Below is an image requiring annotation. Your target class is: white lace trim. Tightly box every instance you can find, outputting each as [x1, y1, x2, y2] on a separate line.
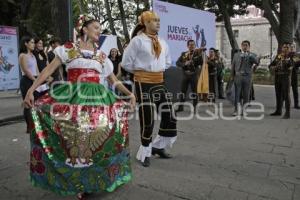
[65, 158, 93, 168]
[136, 144, 152, 162]
[67, 58, 113, 78]
[54, 46, 113, 78]
[152, 135, 177, 149]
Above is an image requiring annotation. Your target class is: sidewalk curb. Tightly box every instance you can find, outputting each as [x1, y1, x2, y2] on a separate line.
[0, 115, 24, 126]
[0, 95, 21, 99]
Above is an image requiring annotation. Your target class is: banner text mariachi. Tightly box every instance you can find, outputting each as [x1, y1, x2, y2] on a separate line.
[167, 25, 192, 41]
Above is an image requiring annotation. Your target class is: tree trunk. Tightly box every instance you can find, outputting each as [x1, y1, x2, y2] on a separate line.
[78, 0, 85, 13]
[294, 0, 300, 47]
[136, 0, 141, 23]
[279, 0, 295, 47]
[117, 0, 130, 42]
[92, 0, 101, 21]
[50, 0, 70, 43]
[104, 0, 117, 35]
[261, 0, 280, 41]
[19, 0, 32, 37]
[217, 0, 239, 56]
[143, 0, 150, 10]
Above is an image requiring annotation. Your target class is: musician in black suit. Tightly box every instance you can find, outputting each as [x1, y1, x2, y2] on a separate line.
[207, 48, 218, 102]
[290, 43, 300, 109]
[176, 40, 203, 112]
[269, 42, 294, 119]
[215, 49, 225, 99]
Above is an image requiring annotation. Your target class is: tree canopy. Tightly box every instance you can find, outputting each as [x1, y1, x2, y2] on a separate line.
[0, 0, 298, 50]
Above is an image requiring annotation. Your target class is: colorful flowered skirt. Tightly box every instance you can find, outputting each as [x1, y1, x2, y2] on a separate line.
[30, 79, 132, 195]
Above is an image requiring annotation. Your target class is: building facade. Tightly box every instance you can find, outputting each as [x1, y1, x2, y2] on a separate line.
[216, 6, 278, 67]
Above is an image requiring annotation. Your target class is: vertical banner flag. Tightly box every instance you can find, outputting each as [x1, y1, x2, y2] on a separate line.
[153, 0, 216, 66]
[98, 34, 118, 86]
[98, 34, 118, 56]
[0, 26, 19, 90]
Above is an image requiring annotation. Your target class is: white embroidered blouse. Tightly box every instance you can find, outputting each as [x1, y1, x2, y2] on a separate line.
[54, 45, 114, 78]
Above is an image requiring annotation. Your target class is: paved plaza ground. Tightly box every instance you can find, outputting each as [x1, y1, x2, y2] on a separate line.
[0, 85, 300, 200]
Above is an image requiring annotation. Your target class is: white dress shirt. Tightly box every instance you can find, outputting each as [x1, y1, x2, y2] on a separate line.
[121, 33, 171, 73]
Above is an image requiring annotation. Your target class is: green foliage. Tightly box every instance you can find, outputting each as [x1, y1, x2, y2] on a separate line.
[28, 0, 53, 40]
[72, 0, 83, 27]
[0, 0, 285, 43]
[0, 0, 18, 26]
[161, 0, 249, 21]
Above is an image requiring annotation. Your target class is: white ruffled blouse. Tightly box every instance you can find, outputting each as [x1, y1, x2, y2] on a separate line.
[54, 45, 114, 78]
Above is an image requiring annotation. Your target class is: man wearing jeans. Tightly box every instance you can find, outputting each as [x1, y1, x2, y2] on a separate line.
[231, 40, 259, 116]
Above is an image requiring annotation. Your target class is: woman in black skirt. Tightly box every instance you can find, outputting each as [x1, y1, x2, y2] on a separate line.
[19, 36, 46, 133]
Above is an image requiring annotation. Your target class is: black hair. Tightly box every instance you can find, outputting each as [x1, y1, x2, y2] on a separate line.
[131, 24, 146, 39]
[187, 40, 195, 46]
[101, 29, 110, 35]
[123, 41, 129, 48]
[79, 19, 99, 37]
[33, 37, 47, 60]
[209, 47, 216, 51]
[19, 35, 35, 54]
[242, 40, 250, 46]
[282, 41, 292, 46]
[108, 48, 120, 59]
[34, 37, 42, 44]
[49, 37, 61, 46]
[108, 48, 122, 64]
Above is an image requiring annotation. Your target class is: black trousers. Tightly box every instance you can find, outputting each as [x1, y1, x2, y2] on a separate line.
[179, 72, 199, 107]
[274, 74, 291, 115]
[20, 76, 44, 132]
[135, 81, 177, 147]
[291, 69, 299, 107]
[209, 74, 217, 101]
[217, 74, 224, 98]
[250, 83, 255, 101]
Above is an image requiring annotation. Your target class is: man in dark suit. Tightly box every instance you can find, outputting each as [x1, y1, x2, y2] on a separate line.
[176, 40, 203, 112]
[215, 49, 225, 99]
[269, 42, 294, 119]
[231, 40, 259, 116]
[290, 43, 300, 109]
[47, 37, 66, 82]
[207, 48, 219, 102]
[47, 37, 61, 63]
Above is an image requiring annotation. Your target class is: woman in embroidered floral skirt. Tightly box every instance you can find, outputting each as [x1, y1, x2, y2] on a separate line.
[23, 14, 135, 199]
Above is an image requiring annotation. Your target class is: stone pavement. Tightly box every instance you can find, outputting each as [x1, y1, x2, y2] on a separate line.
[0, 85, 300, 200]
[0, 90, 23, 124]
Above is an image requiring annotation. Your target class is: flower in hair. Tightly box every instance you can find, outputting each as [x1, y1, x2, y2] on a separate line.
[75, 14, 96, 33]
